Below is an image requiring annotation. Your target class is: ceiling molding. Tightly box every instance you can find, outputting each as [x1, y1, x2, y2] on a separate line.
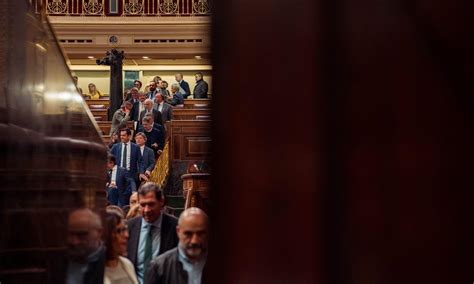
[48, 15, 211, 25]
[49, 16, 211, 62]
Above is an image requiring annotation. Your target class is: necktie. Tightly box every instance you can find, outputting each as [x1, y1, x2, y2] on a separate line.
[107, 169, 112, 184]
[122, 143, 128, 169]
[143, 225, 153, 279]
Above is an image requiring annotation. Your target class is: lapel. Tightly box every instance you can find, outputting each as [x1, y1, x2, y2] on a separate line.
[159, 214, 169, 254]
[128, 217, 142, 266]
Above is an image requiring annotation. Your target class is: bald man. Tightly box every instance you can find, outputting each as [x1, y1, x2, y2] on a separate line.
[146, 207, 209, 284]
[66, 208, 105, 284]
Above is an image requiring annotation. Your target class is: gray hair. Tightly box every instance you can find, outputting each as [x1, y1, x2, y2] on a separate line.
[135, 132, 147, 141]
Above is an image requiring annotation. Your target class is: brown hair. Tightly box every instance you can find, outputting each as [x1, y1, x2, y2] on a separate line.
[104, 209, 123, 262]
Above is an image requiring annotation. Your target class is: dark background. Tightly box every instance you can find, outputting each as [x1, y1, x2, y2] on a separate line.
[209, 0, 474, 283]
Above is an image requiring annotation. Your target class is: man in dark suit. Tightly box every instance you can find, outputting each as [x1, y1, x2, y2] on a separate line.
[126, 182, 179, 284]
[135, 132, 156, 184]
[111, 128, 142, 197]
[193, 72, 209, 99]
[146, 207, 209, 284]
[168, 83, 185, 106]
[128, 87, 143, 122]
[175, 73, 191, 99]
[136, 116, 165, 155]
[66, 208, 105, 284]
[106, 154, 128, 206]
[154, 93, 173, 123]
[139, 98, 163, 126]
[146, 81, 159, 100]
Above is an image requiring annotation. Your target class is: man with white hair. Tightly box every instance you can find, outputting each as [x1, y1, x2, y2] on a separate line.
[168, 83, 185, 107]
[139, 98, 163, 126]
[146, 207, 209, 284]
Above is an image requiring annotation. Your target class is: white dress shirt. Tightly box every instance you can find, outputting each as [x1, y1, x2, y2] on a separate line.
[111, 165, 117, 185]
[121, 143, 131, 170]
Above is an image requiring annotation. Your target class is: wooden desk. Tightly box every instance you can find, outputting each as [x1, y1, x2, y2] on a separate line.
[85, 99, 110, 110]
[183, 99, 211, 109]
[96, 121, 134, 135]
[172, 108, 211, 120]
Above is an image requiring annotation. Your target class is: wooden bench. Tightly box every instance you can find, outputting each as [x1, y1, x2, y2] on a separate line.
[183, 99, 211, 109]
[172, 108, 211, 120]
[85, 99, 110, 110]
[102, 135, 111, 144]
[90, 109, 108, 121]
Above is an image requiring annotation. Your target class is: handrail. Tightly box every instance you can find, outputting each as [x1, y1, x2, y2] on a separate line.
[149, 141, 170, 188]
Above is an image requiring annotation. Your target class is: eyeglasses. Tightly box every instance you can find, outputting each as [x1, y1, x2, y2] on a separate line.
[116, 226, 128, 234]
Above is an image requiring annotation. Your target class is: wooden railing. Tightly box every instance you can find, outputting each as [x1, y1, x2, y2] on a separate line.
[34, 0, 211, 16]
[150, 141, 170, 188]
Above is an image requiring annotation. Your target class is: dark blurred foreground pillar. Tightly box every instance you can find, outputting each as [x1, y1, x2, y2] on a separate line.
[0, 1, 107, 283]
[209, 0, 474, 283]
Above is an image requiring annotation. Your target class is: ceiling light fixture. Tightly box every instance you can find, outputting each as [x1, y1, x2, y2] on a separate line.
[87, 56, 95, 59]
[142, 56, 150, 60]
[194, 55, 202, 60]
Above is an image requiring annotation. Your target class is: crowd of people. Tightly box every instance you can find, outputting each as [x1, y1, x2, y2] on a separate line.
[79, 72, 209, 102]
[107, 73, 208, 152]
[67, 184, 209, 284]
[104, 73, 211, 211]
[64, 73, 211, 283]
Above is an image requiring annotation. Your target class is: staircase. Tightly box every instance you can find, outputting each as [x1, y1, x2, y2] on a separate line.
[85, 97, 185, 216]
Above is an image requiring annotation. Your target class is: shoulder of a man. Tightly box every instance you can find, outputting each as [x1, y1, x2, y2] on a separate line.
[152, 247, 178, 268]
[126, 216, 142, 228]
[162, 213, 178, 227]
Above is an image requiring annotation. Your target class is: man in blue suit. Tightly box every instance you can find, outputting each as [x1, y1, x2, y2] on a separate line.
[106, 154, 128, 206]
[111, 128, 142, 204]
[135, 132, 156, 184]
[175, 73, 191, 99]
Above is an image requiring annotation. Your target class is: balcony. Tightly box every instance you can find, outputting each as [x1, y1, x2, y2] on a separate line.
[33, 0, 211, 17]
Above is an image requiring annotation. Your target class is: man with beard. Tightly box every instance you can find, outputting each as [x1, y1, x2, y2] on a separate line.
[126, 182, 178, 284]
[146, 81, 159, 100]
[192, 72, 208, 99]
[146, 207, 209, 284]
[66, 208, 105, 284]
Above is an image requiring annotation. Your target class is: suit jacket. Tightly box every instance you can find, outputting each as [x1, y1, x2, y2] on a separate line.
[110, 108, 131, 135]
[169, 92, 184, 106]
[129, 99, 141, 121]
[193, 79, 208, 99]
[154, 102, 173, 123]
[139, 146, 156, 173]
[139, 108, 163, 126]
[147, 89, 159, 100]
[136, 125, 165, 151]
[126, 214, 179, 272]
[67, 245, 105, 284]
[179, 80, 191, 99]
[146, 247, 208, 284]
[108, 166, 128, 190]
[110, 142, 142, 178]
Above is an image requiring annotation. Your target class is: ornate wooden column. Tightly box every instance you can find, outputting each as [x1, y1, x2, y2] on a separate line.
[182, 173, 211, 212]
